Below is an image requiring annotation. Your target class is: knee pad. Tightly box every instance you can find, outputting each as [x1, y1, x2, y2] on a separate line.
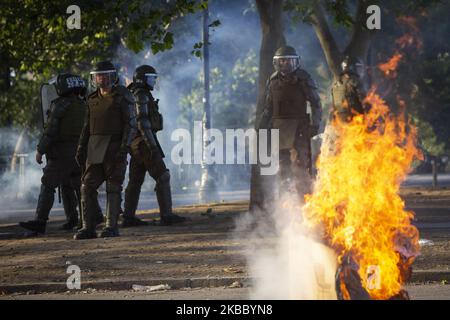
[154, 170, 170, 192]
[81, 183, 96, 196]
[157, 170, 170, 184]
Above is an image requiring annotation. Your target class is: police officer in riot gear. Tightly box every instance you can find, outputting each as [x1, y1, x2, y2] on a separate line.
[74, 61, 137, 239]
[19, 74, 87, 235]
[321, 56, 367, 159]
[259, 45, 322, 202]
[122, 65, 186, 227]
[331, 56, 366, 122]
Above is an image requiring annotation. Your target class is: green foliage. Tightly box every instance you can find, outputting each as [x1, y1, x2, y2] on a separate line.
[0, 74, 41, 134]
[285, 0, 354, 27]
[0, 0, 209, 129]
[412, 117, 446, 156]
[179, 49, 258, 129]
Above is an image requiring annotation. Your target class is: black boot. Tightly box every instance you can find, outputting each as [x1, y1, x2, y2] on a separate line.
[19, 220, 46, 234]
[155, 171, 187, 226]
[122, 216, 149, 227]
[61, 220, 78, 230]
[19, 184, 54, 235]
[160, 214, 187, 226]
[122, 181, 144, 227]
[99, 187, 121, 238]
[74, 185, 98, 240]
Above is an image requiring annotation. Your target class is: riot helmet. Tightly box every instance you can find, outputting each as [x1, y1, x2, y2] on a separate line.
[341, 56, 365, 78]
[133, 65, 158, 90]
[90, 60, 118, 89]
[273, 46, 301, 75]
[55, 73, 87, 97]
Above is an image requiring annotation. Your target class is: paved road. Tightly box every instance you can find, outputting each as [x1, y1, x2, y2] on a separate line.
[2, 284, 449, 300]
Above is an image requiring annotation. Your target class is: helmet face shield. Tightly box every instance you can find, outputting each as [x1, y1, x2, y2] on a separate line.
[145, 73, 158, 90]
[273, 55, 300, 74]
[341, 57, 365, 78]
[90, 70, 117, 89]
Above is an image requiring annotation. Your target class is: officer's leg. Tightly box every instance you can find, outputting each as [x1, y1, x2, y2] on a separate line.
[58, 158, 80, 230]
[277, 149, 292, 198]
[148, 151, 187, 225]
[122, 155, 148, 227]
[99, 154, 127, 237]
[19, 159, 59, 234]
[60, 183, 78, 230]
[292, 135, 313, 203]
[74, 164, 104, 240]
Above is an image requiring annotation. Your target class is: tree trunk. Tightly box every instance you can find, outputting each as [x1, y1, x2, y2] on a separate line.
[249, 0, 286, 212]
[310, 0, 375, 80]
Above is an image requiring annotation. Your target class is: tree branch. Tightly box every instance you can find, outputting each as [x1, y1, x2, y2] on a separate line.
[309, 0, 342, 78]
[343, 0, 376, 60]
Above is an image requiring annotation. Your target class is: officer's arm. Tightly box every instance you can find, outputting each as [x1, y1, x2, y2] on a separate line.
[135, 90, 158, 150]
[258, 79, 273, 129]
[37, 99, 69, 155]
[77, 105, 90, 152]
[302, 73, 323, 132]
[120, 91, 138, 154]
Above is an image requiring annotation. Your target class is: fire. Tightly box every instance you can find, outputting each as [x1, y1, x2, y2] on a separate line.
[378, 53, 403, 77]
[303, 87, 421, 299]
[395, 16, 423, 50]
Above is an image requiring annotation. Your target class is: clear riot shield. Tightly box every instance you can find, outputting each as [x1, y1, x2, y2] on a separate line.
[39, 83, 59, 129]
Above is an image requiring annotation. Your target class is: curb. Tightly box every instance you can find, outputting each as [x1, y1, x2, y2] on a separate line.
[1, 271, 449, 295]
[0, 276, 249, 295]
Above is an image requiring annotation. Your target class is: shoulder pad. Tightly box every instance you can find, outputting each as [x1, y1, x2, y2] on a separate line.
[50, 97, 71, 116]
[114, 85, 135, 103]
[53, 96, 72, 108]
[296, 68, 317, 89]
[269, 71, 279, 82]
[134, 88, 149, 104]
[295, 68, 311, 80]
[87, 90, 99, 100]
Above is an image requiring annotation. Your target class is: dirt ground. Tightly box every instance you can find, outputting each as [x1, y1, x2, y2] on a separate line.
[0, 188, 449, 295]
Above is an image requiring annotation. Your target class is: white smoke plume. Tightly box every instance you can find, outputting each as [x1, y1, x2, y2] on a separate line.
[235, 187, 338, 300]
[0, 128, 42, 215]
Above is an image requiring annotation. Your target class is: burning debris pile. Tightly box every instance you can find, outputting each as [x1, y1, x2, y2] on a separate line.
[304, 85, 421, 299]
[300, 14, 426, 300]
[303, 27, 425, 298]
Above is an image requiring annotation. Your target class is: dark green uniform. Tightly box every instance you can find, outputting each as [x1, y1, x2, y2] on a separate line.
[20, 95, 86, 234]
[260, 68, 322, 201]
[123, 84, 185, 225]
[330, 73, 365, 123]
[76, 85, 136, 237]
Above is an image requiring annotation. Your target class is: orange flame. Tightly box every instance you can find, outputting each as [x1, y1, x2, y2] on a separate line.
[395, 16, 423, 50]
[378, 53, 403, 77]
[303, 87, 421, 299]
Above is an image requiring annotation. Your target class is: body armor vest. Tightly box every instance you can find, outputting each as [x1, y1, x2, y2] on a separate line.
[271, 76, 308, 120]
[331, 75, 364, 122]
[88, 91, 124, 136]
[59, 98, 86, 140]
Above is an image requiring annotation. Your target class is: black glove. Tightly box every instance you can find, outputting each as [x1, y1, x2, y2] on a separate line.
[115, 146, 129, 163]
